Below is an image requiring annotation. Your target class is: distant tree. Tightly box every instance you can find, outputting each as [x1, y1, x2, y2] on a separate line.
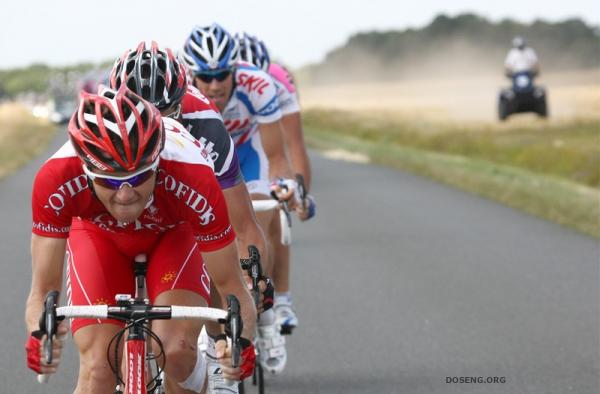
[304, 13, 599, 84]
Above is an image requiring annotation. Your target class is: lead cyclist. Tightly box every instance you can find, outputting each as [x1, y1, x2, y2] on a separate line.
[181, 23, 299, 376]
[235, 32, 316, 339]
[109, 41, 273, 393]
[24, 87, 257, 394]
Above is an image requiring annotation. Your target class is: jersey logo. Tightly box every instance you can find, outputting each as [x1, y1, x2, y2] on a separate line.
[197, 136, 219, 163]
[156, 170, 216, 225]
[237, 72, 270, 95]
[44, 174, 89, 216]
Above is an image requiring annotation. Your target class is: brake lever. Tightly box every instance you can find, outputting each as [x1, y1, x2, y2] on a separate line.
[226, 295, 242, 368]
[295, 174, 307, 210]
[40, 291, 60, 365]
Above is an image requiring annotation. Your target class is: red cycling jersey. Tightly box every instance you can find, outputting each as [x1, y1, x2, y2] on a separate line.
[31, 117, 234, 250]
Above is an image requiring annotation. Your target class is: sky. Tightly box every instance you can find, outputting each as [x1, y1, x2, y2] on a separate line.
[1, 0, 598, 70]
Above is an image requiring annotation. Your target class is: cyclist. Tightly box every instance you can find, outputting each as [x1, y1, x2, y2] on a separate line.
[181, 23, 298, 375]
[504, 36, 540, 77]
[25, 86, 256, 393]
[236, 32, 316, 337]
[109, 41, 274, 392]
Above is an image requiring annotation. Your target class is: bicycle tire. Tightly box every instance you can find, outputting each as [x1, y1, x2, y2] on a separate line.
[256, 362, 265, 394]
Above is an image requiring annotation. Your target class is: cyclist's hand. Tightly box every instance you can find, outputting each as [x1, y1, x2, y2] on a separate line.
[238, 338, 256, 380]
[259, 277, 274, 313]
[215, 337, 255, 381]
[215, 337, 241, 381]
[25, 320, 68, 374]
[270, 178, 299, 209]
[295, 194, 316, 221]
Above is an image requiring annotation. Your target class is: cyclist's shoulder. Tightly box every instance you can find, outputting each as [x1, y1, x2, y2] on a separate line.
[233, 62, 277, 100]
[268, 63, 296, 94]
[182, 85, 220, 115]
[161, 117, 215, 171]
[35, 141, 84, 181]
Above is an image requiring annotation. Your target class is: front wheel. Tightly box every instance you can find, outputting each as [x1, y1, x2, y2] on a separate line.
[498, 98, 509, 121]
[536, 96, 548, 118]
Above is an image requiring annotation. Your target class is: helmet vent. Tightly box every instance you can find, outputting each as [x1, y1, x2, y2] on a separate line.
[157, 57, 166, 72]
[125, 60, 135, 75]
[141, 63, 152, 79]
[155, 78, 165, 96]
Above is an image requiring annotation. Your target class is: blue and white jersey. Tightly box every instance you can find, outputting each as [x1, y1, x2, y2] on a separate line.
[222, 62, 282, 146]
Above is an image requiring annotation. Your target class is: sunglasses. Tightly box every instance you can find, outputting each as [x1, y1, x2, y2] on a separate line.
[194, 69, 232, 83]
[83, 159, 160, 190]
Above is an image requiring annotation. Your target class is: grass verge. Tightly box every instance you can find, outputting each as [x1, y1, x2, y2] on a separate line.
[0, 103, 58, 179]
[304, 110, 600, 238]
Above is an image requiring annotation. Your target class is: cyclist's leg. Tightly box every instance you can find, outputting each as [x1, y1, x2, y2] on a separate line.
[240, 133, 287, 374]
[237, 134, 276, 275]
[67, 221, 136, 393]
[146, 223, 211, 393]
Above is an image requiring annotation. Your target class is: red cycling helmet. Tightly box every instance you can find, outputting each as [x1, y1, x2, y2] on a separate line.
[110, 41, 187, 112]
[68, 85, 164, 172]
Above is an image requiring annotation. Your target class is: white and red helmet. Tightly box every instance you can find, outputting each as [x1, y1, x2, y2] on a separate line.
[68, 86, 164, 172]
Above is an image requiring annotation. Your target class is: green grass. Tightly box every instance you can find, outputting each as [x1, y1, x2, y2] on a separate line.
[304, 109, 600, 238]
[0, 103, 58, 179]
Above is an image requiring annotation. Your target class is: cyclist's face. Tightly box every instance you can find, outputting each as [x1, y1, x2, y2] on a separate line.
[92, 172, 156, 223]
[193, 72, 233, 112]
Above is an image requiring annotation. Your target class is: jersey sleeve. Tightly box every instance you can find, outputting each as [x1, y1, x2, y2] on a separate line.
[31, 161, 75, 238]
[274, 79, 301, 116]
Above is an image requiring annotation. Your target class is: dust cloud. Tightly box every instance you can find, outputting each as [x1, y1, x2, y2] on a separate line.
[298, 42, 600, 122]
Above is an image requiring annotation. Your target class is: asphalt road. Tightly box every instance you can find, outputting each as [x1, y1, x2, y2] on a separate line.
[1, 128, 598, 393]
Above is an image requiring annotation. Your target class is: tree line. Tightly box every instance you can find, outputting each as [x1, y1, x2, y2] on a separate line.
[300, 13, 600, 84]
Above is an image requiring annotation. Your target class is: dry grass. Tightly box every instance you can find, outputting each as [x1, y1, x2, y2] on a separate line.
[0, 103, 57, 179]
[299, 69, 600, 237]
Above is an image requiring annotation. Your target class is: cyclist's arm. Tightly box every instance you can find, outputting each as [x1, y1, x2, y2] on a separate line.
[26, 234, 66, 332]
[258, 121, 294, 181]
[281, 112, 312, 191]
[202, 241, 256, 340]
[222, 183, 268, 261]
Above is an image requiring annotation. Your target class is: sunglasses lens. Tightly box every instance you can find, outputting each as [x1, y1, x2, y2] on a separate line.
[215, 70, 231, 81]
[196, 69, 231, 83]
[93, 168, 155, 189]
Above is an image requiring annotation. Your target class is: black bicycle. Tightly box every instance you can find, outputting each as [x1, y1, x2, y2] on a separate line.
[238, 245, 266, 394]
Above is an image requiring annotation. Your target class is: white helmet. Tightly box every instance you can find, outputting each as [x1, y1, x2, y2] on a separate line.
[235, 32, 271, 72]
[512, 36, 526, 49]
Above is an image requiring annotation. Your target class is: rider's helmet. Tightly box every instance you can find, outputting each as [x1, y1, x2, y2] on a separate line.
[512, 36, 526, 49]
[110, 41, 187, 112]
[181, 23, 239, 73]
[235, 32, 271, 72]
[68, 86, 164, 172]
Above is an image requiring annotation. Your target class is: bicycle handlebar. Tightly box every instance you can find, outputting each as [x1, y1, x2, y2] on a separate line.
[53, 305, 228, 322]
[37, 291, 242, 385]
